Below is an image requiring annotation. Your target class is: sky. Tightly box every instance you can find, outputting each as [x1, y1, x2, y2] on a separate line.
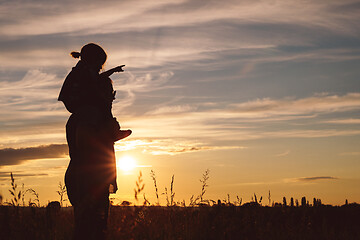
[0, 0, 360, 206]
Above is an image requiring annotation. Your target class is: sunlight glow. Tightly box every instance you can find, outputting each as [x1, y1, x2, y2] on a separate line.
[117, 155, 136, 172]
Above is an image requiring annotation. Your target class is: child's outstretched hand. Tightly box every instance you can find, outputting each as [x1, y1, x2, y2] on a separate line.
[114, 65, 125, 72]
[100, 65, 125, 78]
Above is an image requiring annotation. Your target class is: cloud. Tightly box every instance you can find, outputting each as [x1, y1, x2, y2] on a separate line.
[122, 93, 360, 141]
[146, 105, 195, 115]
[232, 93, 360, 117]
[2, 0, 358, 37]
[115, 71, 175, 93]
[260, 129, 360, 139]
[0, 171, 48, 181]
[221, 180, 282, 186]
[0, 69, 177, 146]
[2, 92, 359, 148]
[339, 152, 360, 156]
[145, 145, 244, 156]
[275, 150, 290, 157]
[112, 71, 176, 112]
[0, 70, 57, 104]
[0, 0, 183, 37]
[115, 139, 246, 155]
[0, 144, 68, 167]
[1, 1, 360, 151]
[233, 176, 339, 186]
[1, 0, 360, 72]
[323, 118, 360, 124]
[0, 69, 67, 121]
[145, 92, 360, 119]
[143, 93, 360, 122]
[0, 69, 69, 147]
[287, 176, 338, 182]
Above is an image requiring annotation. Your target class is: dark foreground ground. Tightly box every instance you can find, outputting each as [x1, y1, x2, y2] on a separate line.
[1, 204, 359, 240]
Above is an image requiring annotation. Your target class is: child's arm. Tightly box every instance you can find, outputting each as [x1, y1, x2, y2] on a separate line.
[100, 65, 125, 78]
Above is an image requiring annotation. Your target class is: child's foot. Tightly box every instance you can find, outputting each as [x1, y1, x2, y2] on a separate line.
[114, 129, 132, 142]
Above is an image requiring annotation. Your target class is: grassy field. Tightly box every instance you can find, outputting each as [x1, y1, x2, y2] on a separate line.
[1, 171, 359, 239]
[1, 203, 360, 240]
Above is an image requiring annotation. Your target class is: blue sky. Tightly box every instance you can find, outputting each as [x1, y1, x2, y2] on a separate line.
[0, 0, 360, 205]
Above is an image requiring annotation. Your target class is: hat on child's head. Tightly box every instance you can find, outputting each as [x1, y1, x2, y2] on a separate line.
[70, 43, 107, 65]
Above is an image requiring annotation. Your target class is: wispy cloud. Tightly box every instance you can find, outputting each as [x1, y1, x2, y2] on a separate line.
[112, 71, 176, 112]
[116, 71, 175, 93]
[0, 0, 183, 36]
[0, 70, 58, 104]
[0, 144, 68, 167]
[286, 176, 339, 183]
[2, 0, 358, 37]
[275, 150, 291, 157]
[1, 0, 360, 72]
[232, 93, 360, 117]
[0, 138, 245, 168]
[232, 176, 339, 186]
[115, 139, 245, 155]
[339, 152, 360, 156]
[145, 145, 245, 156]
[145, 93, 360, 120]
[123, 93, 360, 141]
[142, 93, 360, 123]
[323, 118, 360, 124]
[221, 180, 282, 187]
[0, 171, 48, 181]
[146, 104, 195, 115]
[0, 69, 66, 120]
[2, 91, 360, 149]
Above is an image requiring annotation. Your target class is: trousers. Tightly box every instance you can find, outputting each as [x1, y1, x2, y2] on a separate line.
[65, 113, 114, 240]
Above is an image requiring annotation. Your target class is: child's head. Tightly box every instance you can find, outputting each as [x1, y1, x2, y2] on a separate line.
[71, 43, 107, 72]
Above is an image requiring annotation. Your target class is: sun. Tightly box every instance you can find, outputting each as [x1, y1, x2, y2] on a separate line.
[117, 155, 136, 172]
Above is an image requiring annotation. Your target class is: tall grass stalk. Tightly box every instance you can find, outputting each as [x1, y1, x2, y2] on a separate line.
[9, 172, 22, 206]
[170, 175, 175, 206]
[164, 187, 169, 206]
[150, 170, 160, 205]
[163, 174, 175, 206]
[189, 195, 199, 207]
[199, 169, 210, 204]
[134, 171, 145, 203]
[56, 182, 67, 207]
[236, 196, 242, 206]
[8, 173, 40, 207]
[27, 188, 40, 207]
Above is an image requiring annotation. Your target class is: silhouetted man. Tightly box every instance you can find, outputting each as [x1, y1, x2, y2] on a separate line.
[59, 43, 131, 239]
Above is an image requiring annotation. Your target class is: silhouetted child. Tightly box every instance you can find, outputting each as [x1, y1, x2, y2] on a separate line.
[59, 45, 131, 142]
